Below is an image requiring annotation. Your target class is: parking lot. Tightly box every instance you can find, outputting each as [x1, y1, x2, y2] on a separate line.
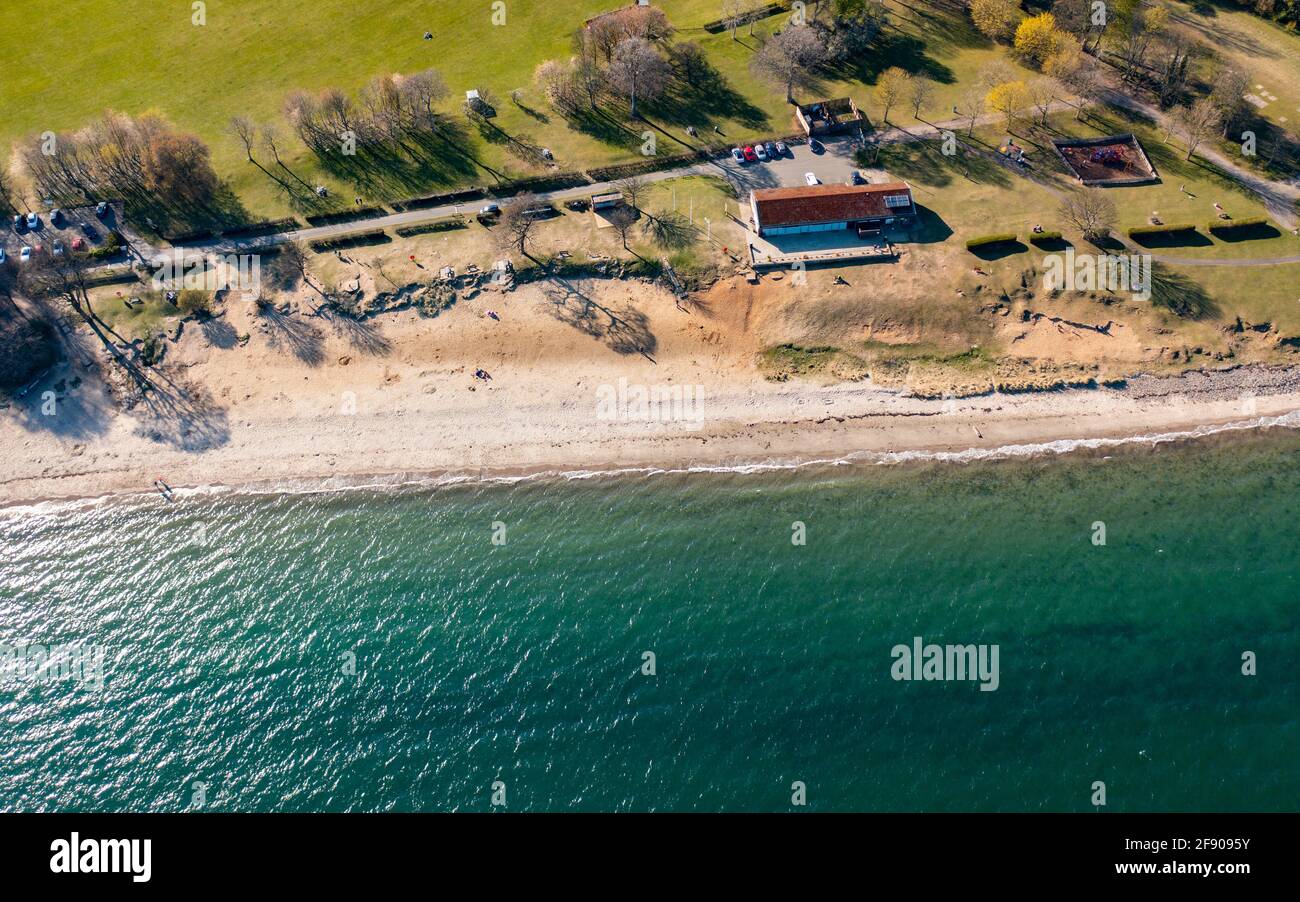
[1, 202, 123, 264]
[712, 135, 865, 195]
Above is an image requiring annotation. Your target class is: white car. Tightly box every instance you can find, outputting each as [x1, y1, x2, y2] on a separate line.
[0, 248, 5, 264]
[20, 246, 32, 263]
[754, 143, 769, 162]
[25, 212, 38, 229]
[730, 147, 744, 163]
[804, 172, 819, 186]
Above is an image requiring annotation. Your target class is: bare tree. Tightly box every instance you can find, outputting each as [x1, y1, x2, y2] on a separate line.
[721, 0, 746, 39]
[909, 77, 935, 121]
[958, 84, 987, 136]
[1058, 187, 1117, 242]
[1209, 67, 1252, 139]
[1027, 78, 1057, 127]
[1173, 97, 1223, 161]
[606, 37, 672, 118]
[607, 204, 639, 252]
[614, 175, 650, 212]
[750, 25, 829, 103]
[20, 249, 146, 386]
[497, 194, 542, 260]
[229, 116, 258, 162]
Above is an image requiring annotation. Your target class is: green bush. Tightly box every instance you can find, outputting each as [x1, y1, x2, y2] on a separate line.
[966, 233, 1017, 250]
[1028, 230, 1063, 243]
[1127, 223, 1196, 237]
[1207, 217, 1268, 233]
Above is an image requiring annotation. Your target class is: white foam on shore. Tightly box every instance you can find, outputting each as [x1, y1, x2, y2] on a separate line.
[4, 409, 1299, 518]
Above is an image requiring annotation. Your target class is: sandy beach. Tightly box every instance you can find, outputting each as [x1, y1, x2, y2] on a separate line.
[3, 275, 1299, 508]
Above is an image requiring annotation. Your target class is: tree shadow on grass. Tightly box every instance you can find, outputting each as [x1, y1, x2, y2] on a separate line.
[1150, 264, 1218, 319]
[832, 30, 955, 88]
[560, 105, 645, 153]
[874, 140, 1012, 189]
[644, 54, 769, 131]
[260, 307, 326, 366]
[309, 118, 487, 196]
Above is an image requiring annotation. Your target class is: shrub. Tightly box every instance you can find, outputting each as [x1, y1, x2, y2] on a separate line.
[1127, 223, 1197, 237]
[176, 289, 211, 315]
[966, 233, 1018, 250]
[1028, 230, 1063, 243]
[1207, 216, 1268, 233]
[395, 218, 467, 238]
[309, 231, 391, 252]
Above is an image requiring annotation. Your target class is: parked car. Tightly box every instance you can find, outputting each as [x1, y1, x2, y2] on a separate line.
[25, 212, 39, 229]
[478, 202, 500, 217]
[95, 202, 109, 219]
[774, 141, 789, 157]
[754, 143, 768, 162]
[50, 208, 64, 226]
[20, 246, 32, 263]
[52, 240, 64, 256]
[850, 170, 867, 185]
[72, 237, 86, 251]
[764, 141, 778, 159]
[564, 198, 590, 212]
[13, 214, 24, 231]
[809, 139, 825, 154]
[804, 172, 819, 186]
[0, 248, 5, 264]
[730, 147, 745, 163]
[742, 145, 757, 162]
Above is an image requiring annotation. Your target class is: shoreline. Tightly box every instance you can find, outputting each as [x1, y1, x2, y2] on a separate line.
[4, 389, 1298, 513]
[6, 277, 1300, 512]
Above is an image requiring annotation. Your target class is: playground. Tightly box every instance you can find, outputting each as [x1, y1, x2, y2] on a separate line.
[1051, 134, 1160, 186]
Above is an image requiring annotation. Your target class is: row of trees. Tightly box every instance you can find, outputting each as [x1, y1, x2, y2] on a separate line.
[535, 5, 676, 117]
[13, 112, 223, 231]
[279, 68, 450, 160]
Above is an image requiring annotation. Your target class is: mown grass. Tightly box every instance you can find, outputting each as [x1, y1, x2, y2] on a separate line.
[2, 0, 1032, 220]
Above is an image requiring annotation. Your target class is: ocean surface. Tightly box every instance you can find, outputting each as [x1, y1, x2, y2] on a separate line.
[1, 431, 1297, 812]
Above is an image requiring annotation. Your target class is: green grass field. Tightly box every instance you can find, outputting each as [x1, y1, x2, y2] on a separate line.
[2, 0, 1029, 220]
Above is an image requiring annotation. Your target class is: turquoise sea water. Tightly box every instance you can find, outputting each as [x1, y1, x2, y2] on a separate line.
[1, 432, 1297, 812]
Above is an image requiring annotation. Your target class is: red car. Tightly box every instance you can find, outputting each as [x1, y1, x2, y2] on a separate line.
[742, 145, 757, 162]
[71, 237, 86, 251]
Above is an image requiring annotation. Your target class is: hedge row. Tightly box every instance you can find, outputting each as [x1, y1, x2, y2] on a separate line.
[1208, 217, 1268, 233]
[221, 217, 301, 239]
[587, 150, 712, 182]
[305, 206, 388, 226]
[1029, 230, 1063, 243]
[485, 172, 590, 198]
[1127, 223, 1196, 237]
[966, 233, 1017, 250]
[309, 230, 391, 252]
[391, 188, 487, 212]
[394, 218, 467, 238]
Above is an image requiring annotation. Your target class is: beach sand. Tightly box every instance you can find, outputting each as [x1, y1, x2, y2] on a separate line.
[3, 275, 1299, 507]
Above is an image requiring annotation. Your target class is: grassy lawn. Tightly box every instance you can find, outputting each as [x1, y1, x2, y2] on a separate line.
[2, 0, 1033, 221]
[1160, 0, 1300, 134]
[876, 106, 1300, 260]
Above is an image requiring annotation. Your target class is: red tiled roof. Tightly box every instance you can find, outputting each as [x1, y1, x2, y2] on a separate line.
[753, 182, 913, 228]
